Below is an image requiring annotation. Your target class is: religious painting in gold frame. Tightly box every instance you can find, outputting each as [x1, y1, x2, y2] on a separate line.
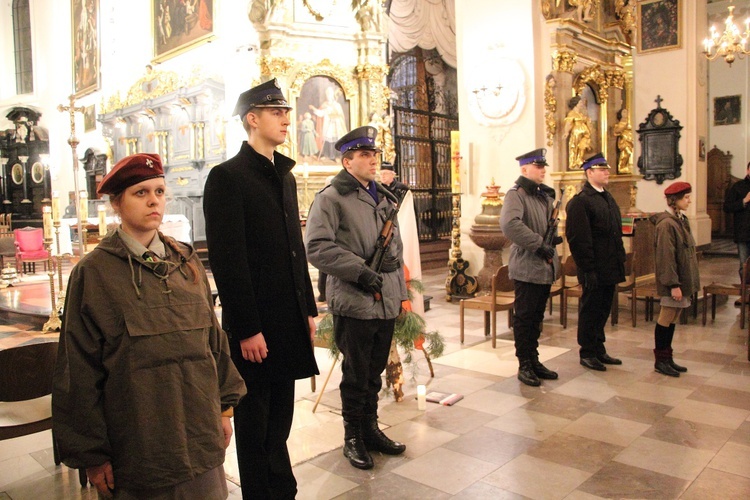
[295, 76, 351, 166]
[637, 0, 681, 54]
[152, 0, 214, 63]
[71, 0, 100, 97]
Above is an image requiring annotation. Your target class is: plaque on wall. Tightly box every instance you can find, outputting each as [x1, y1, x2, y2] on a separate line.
[636, 95, 683, 184]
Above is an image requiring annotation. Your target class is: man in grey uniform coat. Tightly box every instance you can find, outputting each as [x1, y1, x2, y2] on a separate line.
[500, 148, 562, 386]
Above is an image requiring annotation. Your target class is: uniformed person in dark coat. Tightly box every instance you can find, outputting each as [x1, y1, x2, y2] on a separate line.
[203, 79, 319, 499]
[500, 148, 562, 386]
[379, 161, 409, 201]
[723, 161, 750, 289]
[565, 153, 626, 371]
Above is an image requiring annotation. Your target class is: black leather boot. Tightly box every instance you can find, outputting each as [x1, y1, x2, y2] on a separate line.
[343, 420, 373, 469]
[531, 357, 558, 380]
[667, 348, 687, 373]
[654, 349, 680, 377]
[518, 359, 541, 386]
[362, 416, 405, 455]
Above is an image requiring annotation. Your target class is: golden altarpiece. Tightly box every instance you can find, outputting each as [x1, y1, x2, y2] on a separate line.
[98, 0, 391, 243]
[543, 1, 640, 218]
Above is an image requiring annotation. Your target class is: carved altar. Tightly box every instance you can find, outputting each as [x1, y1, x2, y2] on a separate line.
[544, 3, 641, 216]
[99, 68, 226, 243]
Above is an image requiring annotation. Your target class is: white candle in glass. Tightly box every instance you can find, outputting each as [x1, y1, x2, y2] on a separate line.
[98, 204, 107, 236]
[79, 191, 89, 221]
[43, 206, 52, 240]
[417, 385, 426, 410]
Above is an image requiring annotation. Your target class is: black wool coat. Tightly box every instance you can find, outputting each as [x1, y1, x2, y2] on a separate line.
[565, 182, 626, 286]
[723, 175, 750, 243]
[203, 142, 319, 380]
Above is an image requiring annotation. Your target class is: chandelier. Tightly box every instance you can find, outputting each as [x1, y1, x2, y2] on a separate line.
[703, 2, 750, 66]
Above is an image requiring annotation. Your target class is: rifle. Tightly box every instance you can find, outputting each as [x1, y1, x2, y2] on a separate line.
[542, 188, 565, 264]
[366, 197, 402, 301]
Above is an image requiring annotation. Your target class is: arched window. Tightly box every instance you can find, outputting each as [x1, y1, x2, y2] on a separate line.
[13, 0, 33, 94]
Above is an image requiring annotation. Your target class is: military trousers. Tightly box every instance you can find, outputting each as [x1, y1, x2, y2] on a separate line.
[333, 315, 396, 422]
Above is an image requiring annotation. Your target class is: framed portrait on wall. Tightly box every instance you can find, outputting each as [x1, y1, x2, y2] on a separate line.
[295, 76, 351, 166]
[714, 95, 741, 126]
[637, 0, 681, 54]
[83, 105, 96, 132]
[71, 0, 100, 97]
[153, 0, 214, 63]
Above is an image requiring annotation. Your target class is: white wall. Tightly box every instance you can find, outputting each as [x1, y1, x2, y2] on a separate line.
[455, 0, 542, 267]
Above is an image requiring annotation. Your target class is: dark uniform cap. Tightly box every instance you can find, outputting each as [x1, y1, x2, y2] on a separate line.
[97, 153, 164, 196]
[335, 126, 382, 153]
[515, 148, 548, 166]
[664, 181, 691, 196]
[380, 162, 395, 172]
[581, 153, 609, 170]
[232, 78, 291, 118]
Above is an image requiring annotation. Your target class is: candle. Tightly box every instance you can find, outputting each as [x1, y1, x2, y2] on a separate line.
[43, 206, 52, 240]
[79, 190, 89, 221]
[450, 130, 461, 194]
[51, 191, 60, 222]
[417, 384, 426, 411]
[98, 204, 107, 236]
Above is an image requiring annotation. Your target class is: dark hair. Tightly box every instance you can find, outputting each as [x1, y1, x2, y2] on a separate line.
[666, 190, 690, 211]
[568, 96, 581, 109]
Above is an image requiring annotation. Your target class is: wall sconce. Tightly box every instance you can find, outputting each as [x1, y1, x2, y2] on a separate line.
[468, 57, 526, 126]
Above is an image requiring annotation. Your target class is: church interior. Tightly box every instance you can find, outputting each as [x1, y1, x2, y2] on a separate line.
[1, 1, 750, 498]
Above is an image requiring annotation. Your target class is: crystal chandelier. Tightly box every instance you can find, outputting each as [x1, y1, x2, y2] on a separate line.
[703, 2, 750, 66]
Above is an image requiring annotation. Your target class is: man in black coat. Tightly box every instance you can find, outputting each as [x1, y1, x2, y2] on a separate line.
[379, 161, 409, 201]
[203, 79, 319, 499]
[723, 161, 750, 287]
[565, 153, 626, 371]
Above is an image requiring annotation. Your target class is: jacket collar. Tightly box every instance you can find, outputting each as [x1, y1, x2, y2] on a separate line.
[331, 169, 398, 204]
[515, 175, 555, 199]
[239, 141, 296, 177]
[581, 181, 607, 195]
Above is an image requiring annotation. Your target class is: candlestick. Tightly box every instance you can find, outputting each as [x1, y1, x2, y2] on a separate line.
[43, 206, 52, 240]
[51, 191, 60, 222]
[98, 204, 107, 236]
[42, 237, 61, 333]
[417, 385, 426, 410]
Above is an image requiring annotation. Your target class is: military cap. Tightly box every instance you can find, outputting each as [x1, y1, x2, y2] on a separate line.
[581, 153, 610, 170]
[232, 78, 291, 118]
[335, 126, 381, 153]
[97, 153, 164, 196]
[380, 162, 396, 172]
[515, 148, 548, 166]
[664, 181, 691, 196]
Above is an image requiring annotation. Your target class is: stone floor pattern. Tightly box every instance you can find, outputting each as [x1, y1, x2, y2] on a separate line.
[1, 255, 749, 499]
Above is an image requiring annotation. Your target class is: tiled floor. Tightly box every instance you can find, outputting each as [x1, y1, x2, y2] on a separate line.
[1, 255, 749, 499]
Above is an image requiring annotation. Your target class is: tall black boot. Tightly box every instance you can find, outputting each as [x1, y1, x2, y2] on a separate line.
[654, 324, 679, 377]
[362, 416, 405, 455]
[666, 324, 687, 372]
[343, 420, 373, 469]
[531, 357, 558, 380]
[518, 359, 541, 386]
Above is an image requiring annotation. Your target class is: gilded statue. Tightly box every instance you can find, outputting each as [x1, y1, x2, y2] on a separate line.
[563, 96, 593, 170]
[569, 0, 595, 23]
[613, 108, 633, 174]
[615, 0, 636, 41]
[369, 112, 396, 164]
[355, 0, 383, 33]
[544, 74, 557, 147]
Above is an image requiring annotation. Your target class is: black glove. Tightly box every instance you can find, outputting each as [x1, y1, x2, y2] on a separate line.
[535, 244, 555, 262]
[551, 236, 564, 246]
[379, 254, 401, 273]
[583, 271, 599, 291]
[357, 267, 383, 295]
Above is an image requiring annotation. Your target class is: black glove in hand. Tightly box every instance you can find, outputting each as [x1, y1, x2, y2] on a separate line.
[583, 271, 599, 291]
[357, 267, 383, 295]
[379, 254, 400, 273]
[551, 236, 564, 246]
[534, 245, 555, 262]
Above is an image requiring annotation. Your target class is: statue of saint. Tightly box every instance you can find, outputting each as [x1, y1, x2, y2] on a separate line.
[563, 96, 593, 170]
[613, 108, 634, 174]
[569, 0, 594, 23]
